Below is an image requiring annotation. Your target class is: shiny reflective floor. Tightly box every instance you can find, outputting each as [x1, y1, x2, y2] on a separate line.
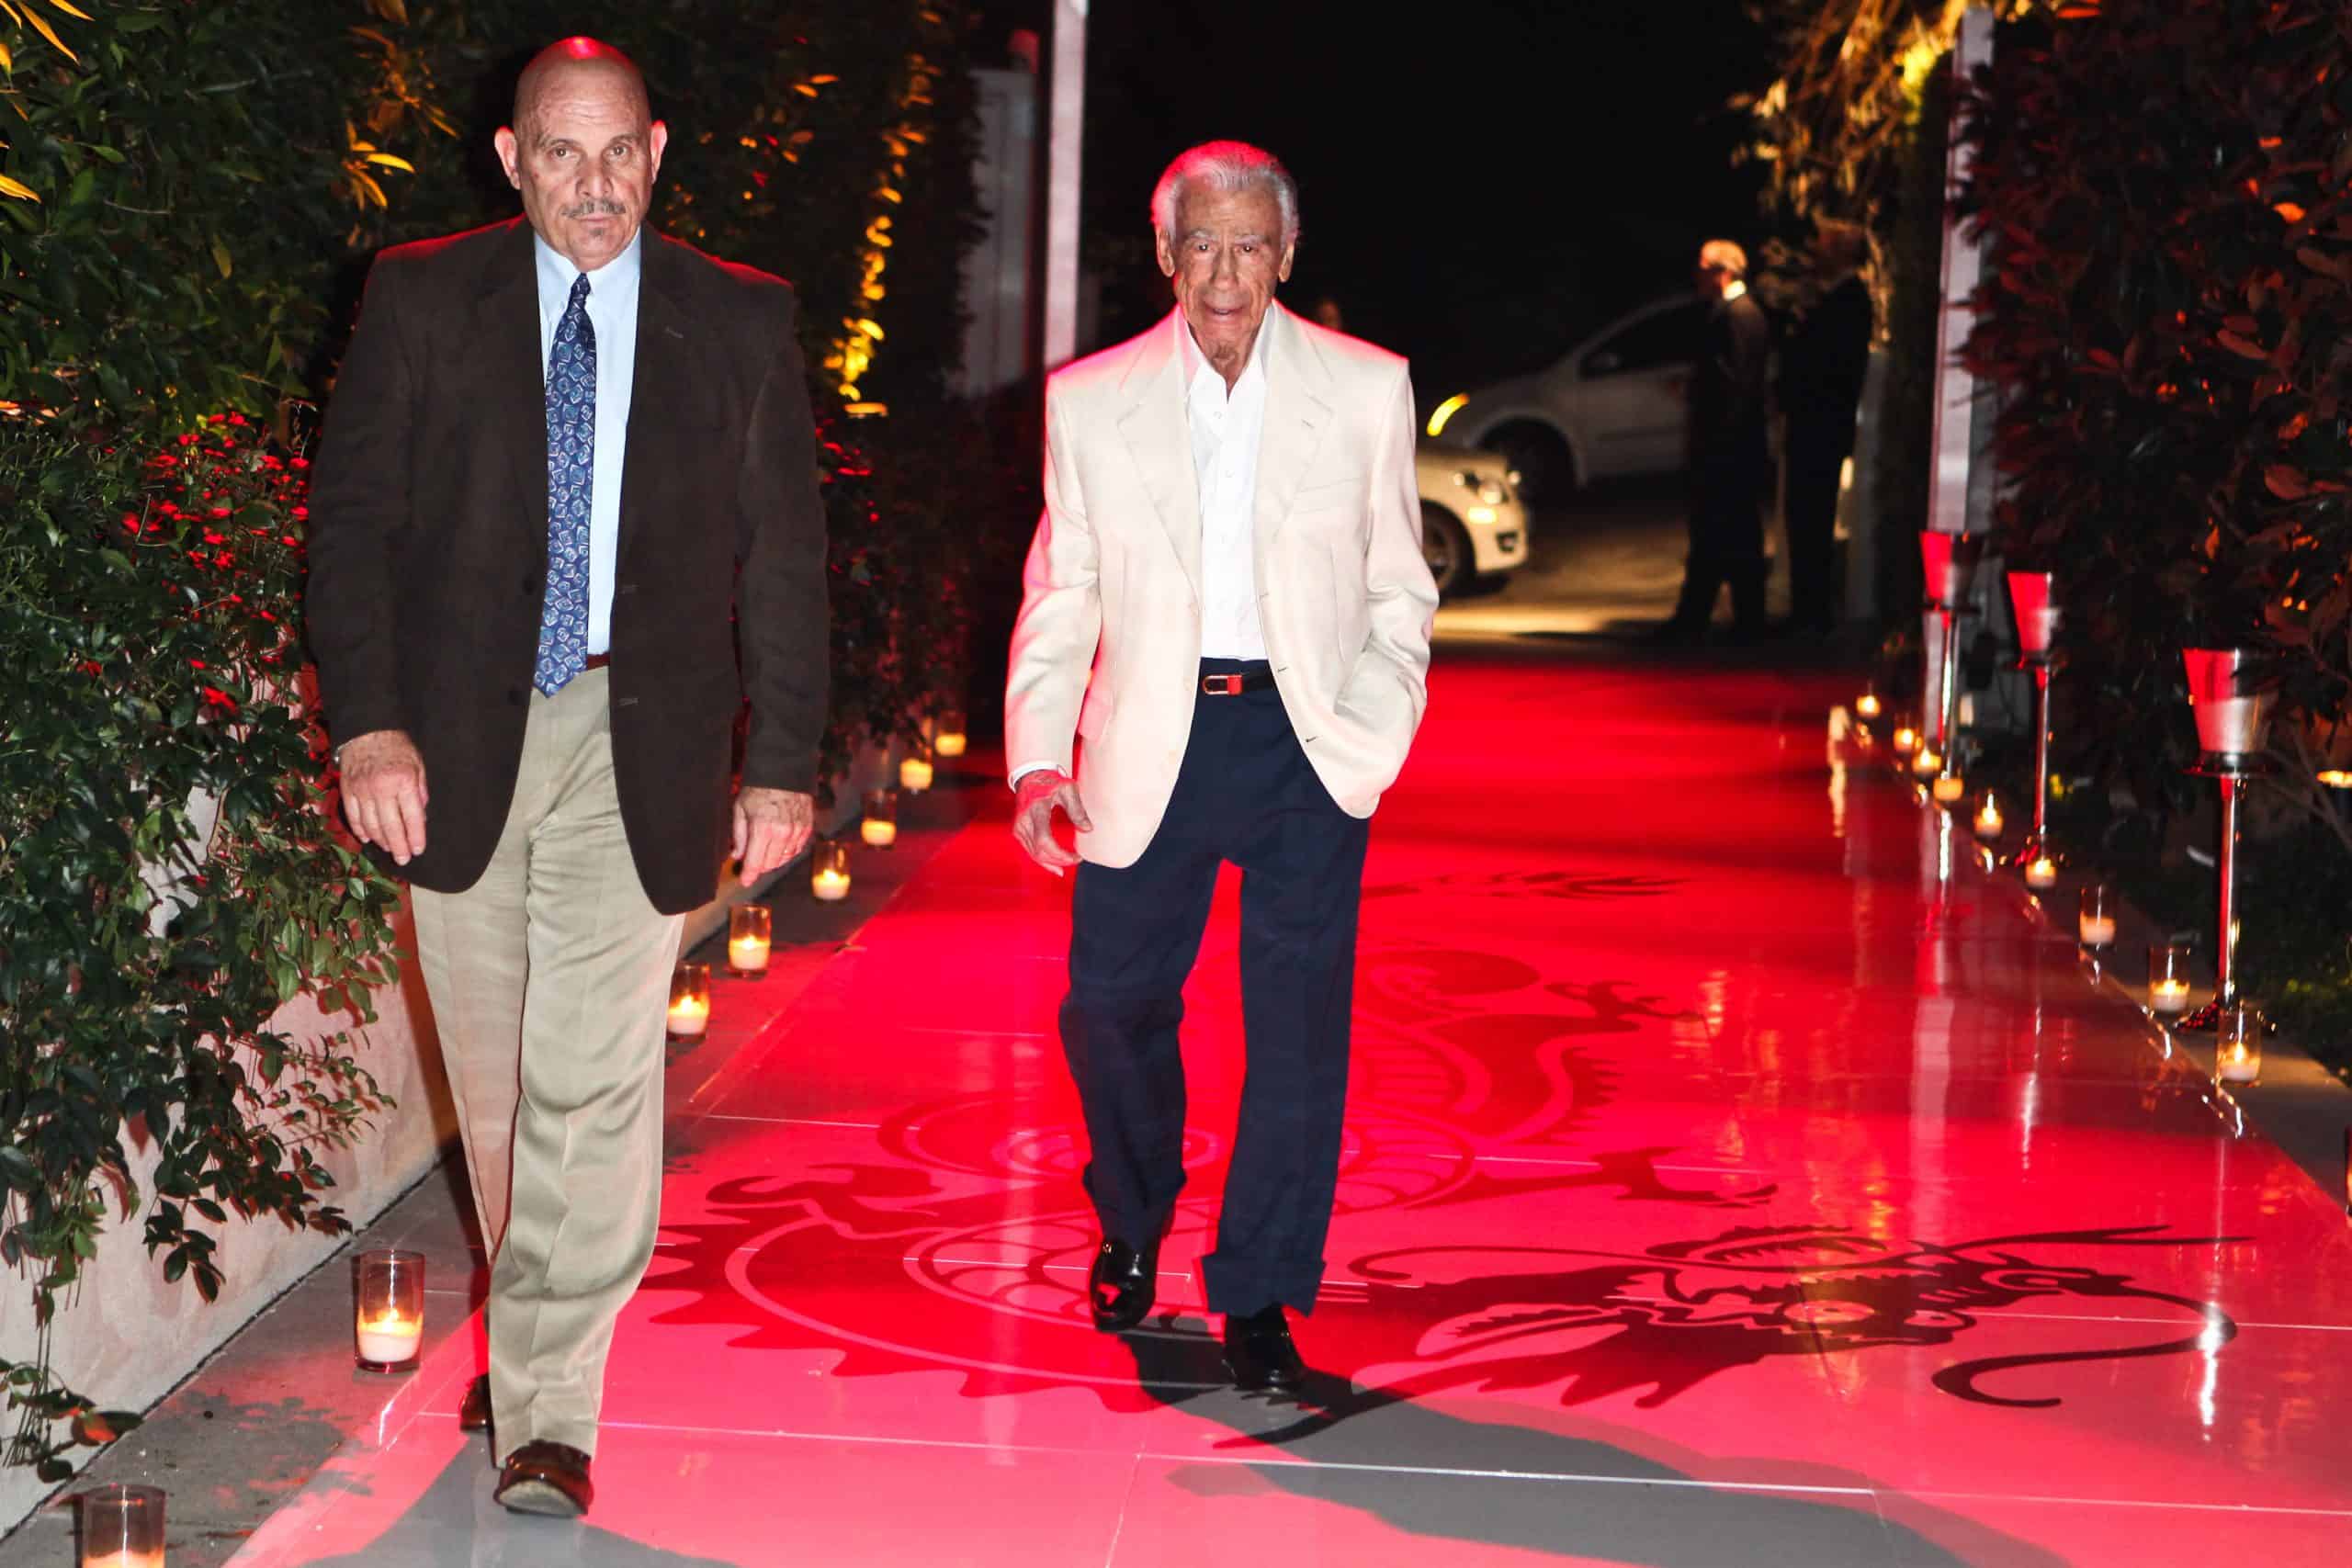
[230, 647, 2352, 1566]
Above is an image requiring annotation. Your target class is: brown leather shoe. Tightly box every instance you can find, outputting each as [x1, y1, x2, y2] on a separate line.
[457, 1374, 491, 1434]
[494, 1440, 594, 1517]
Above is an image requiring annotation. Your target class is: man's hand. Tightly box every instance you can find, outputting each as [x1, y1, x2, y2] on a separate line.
[1012, 768, 1091, 876]
[338, 730, 430, 865]
[734, 787, 816, 886]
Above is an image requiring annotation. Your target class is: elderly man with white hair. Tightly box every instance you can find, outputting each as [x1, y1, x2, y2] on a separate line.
[1003, 140, 1438, 1389]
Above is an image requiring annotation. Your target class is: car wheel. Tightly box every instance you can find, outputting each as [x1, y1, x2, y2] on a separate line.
[1482, 423, 1574, 505]
[1421, 502, 1472, 597]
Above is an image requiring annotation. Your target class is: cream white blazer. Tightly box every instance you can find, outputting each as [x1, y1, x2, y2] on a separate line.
[1004, 303, 1440, 869]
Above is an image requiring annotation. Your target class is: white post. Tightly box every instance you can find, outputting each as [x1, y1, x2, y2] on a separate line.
[1922, 5, 1996, 735]
[1043, 0, 1088, 371]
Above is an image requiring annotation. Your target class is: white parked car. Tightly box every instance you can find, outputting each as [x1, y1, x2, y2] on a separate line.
[1416, 444, 1528, 597]
[1423, 294, 1709, 501]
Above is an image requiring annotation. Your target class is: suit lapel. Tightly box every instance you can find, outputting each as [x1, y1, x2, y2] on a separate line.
[469, 219, 547, 559]
[619, 233, 696, 568]
[1114, 311, 1203, 599]
[1252, 304, 1335, 548]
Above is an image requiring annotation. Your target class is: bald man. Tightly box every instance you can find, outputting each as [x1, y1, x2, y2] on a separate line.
[306, 39, 828, 1516]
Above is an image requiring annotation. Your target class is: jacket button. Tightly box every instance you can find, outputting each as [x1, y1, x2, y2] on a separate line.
[522, 577, 539, 595]
[507, 688, 523, 706]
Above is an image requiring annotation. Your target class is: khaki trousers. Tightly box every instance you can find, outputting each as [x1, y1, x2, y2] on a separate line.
[411, 668, 683, 1461]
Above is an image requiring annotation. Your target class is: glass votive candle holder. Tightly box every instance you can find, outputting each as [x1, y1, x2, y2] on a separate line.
[1911, 745, 1942, 778]
[2078, 885, 2116, 949]
[2215, 1002, 2264, 1086]
[810, 839, 852, 902]
[352, 1247, 425, 1372]
[1931, 771, 1967, 805]
[899, 743, 934, 793]
[727, 903, 772, 976]
[933, 709, 968, 758]
[1972, 791, 2005, 840]
[2148, 943, 2194, 1017]
[666, 960, 712, 1039]
[77, 1483, 165, 1568]
[2023, 852, 2060, 890]
[860, 788, 899, 848]
[1892, 723, 1920, 758]
[1855, 690, 1883, 721]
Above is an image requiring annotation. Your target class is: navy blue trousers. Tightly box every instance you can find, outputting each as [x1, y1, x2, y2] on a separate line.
[1061, 659, 1371, 1319]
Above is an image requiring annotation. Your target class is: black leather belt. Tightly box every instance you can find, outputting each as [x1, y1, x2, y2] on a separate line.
[1200, 668, 1274, 696]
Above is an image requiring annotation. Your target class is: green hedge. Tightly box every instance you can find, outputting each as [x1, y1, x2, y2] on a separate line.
[1962, 0, 2352, 849]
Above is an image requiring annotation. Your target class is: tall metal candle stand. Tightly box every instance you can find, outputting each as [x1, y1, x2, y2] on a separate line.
[1919, 530, 1985, 784]
[2005, 571, 2060, 868]
[2177, 648, 2274, 1032]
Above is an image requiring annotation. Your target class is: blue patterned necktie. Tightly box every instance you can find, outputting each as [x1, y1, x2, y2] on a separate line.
[533, 271, 595, 696]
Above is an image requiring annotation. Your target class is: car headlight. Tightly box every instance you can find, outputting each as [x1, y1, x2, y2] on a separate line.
[1466, 505, 1498, 525]
[1426, 393, 1468, 438]
[1476, 480, 1506, 505]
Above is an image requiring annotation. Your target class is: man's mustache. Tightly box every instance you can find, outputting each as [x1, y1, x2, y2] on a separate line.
[560, 198, 628, 219]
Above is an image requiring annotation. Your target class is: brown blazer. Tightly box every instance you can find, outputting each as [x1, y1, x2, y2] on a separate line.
[305, 218, 829, 914]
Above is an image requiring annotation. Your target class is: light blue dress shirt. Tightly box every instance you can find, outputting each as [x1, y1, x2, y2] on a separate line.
[534, 231, 640, 656]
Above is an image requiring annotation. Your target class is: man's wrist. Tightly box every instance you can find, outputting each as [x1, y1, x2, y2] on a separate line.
[1010, 761, 1065, 793]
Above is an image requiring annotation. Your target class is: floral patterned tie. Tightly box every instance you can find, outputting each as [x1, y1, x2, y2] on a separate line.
[533, 271, 595, 696]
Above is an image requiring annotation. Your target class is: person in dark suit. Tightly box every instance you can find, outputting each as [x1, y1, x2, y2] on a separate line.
[1781, 220, 1875, 637]
[305, 38, 827, 1518]
[1660, 238, 1772, 641]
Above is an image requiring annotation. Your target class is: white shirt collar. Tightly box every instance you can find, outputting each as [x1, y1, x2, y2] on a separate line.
[1176, 305, 1272, 399]
[534, 226, 645, 300]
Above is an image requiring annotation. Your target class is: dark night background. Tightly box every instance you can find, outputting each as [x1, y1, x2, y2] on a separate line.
[978, 0, 1772, 407]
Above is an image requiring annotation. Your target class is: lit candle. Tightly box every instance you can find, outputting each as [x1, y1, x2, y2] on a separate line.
[350, 1247, 425, 1373]
[933, 711, 967, 758]
[2149, 943, 2192, 1015]
[666, 962, 712, 1039]
[2216, 1003, 2264, 1084]
[727, 905, 772, 976]
[1931, 773, 1966, 805]
[810, 840, 852, 902]
[862, 787, 899, 847]
[2024, 855, 2059, 890]
[1973, 794, 2004, 840]
[2149, 978, 2191, 1014]
[1856, 692, 1883, 720]
[899, 753, 933, 792]
[77, 1483, 165, 1568]
[2078, 885, 2115, 948]
[1912, 746, 1942, 778]
[355, 1311, 423, 1367]
[1892, 726, 1919, 757]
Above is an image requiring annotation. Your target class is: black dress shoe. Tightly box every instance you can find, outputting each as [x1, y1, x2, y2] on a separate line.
[1222, 1303, 1306, 1392]
[495, 1439, 594, 1517]
[1089, 1236, 1159, 1332]
[458, 1373, 491, 1434]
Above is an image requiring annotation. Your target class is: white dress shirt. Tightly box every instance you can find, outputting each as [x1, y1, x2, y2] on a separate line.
[534, 231, 641, 656]
[1178, 310, 1270, 660]
[1010, 313, 1272, 788]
